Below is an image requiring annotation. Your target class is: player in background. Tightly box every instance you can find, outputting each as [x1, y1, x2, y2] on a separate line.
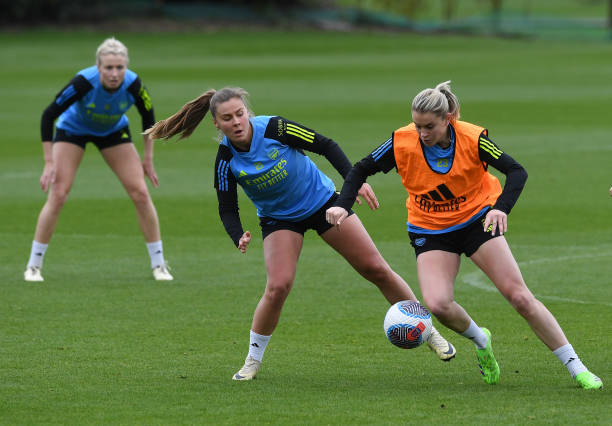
[326, 81, 602, 390]
[24, 37, 172, 282]
[146, 86, 456, 381]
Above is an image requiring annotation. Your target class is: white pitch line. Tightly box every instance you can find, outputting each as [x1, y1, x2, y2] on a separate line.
[460, 252, 612, 307]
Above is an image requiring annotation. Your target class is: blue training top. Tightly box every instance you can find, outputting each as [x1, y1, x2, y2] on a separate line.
[54, 66, 141, 137]
[218, 116, 335, 221]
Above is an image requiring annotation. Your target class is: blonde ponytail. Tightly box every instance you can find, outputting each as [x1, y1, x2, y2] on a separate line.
[412, 80, 460, 120]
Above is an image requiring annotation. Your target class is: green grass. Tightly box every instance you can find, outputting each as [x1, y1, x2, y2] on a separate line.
[1, 30, 611, 424]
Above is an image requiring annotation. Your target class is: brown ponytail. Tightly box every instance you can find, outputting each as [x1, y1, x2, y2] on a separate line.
[145, 89, 216, 140]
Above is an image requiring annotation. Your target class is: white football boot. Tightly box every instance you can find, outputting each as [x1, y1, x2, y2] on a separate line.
[232, 356, 261, 381]
[24, 266, 44, 282]
[152, 264, 173, 281]
[427, 326, 456, 361]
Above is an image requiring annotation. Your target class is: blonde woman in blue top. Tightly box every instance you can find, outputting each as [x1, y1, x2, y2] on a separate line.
[24, 38, 172, 282]
[146, 87, 456, 381]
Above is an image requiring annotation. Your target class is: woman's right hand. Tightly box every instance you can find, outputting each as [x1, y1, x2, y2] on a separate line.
[238, 231, 251, 253]
[40, 161, 55, 192]
[326, 206, 349, 226]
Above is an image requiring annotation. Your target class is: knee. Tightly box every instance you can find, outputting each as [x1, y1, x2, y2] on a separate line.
[127, 185, 151, 206]
[422, 296, 453, 320]
[508, 289, 537, 317]
[48, 188, 70, 210]
[357, 257, 392, 284]
[263, 278, 293, 306]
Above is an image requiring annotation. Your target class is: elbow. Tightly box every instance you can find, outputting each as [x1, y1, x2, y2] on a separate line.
[510, 164, 528, 186]
[520, 167, 528, 184]
[41, 105, 57, 124]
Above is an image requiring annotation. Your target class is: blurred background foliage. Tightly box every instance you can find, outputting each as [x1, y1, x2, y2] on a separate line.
[1, 0, 610, 40]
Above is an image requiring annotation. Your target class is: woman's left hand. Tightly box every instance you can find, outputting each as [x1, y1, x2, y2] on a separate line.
[142, 159, 159, 188]
[483, 209, 507, 235]
[355, 183, 379, 210]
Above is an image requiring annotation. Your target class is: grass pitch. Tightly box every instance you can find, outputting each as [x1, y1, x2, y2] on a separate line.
[0, 30, 610, 424]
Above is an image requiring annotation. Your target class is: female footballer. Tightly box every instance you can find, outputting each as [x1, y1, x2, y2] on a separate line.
[326, 81, 602, 390]
[24, 37, 172, 282]
[146, 87, 456, 381]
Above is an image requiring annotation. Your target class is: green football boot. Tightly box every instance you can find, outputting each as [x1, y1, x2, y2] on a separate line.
[575, 371, 602, 390]
[476, 328, 500, 385]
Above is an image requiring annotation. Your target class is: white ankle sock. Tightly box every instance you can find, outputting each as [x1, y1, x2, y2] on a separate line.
[146, 241, 165, 268]
[460, 319, 487, 349]
[553, 344, 587, 378]
[248, 330, 271, 362]
[27, 240, 48, 268]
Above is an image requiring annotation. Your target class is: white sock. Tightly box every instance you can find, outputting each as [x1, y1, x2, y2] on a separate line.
[460, 319, 487, 349]
[553, 344, 587, 378]
[27, 240, 48, 269]
[146, 241, 165, 268]
[248, 330, 271, 362]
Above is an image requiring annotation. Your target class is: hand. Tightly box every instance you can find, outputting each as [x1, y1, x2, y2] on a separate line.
[142, 158, 159, 188]
[483, 209, 507, 236]
[355, 183, 379, 210]
[609, 186, 612, 197]
[40, 162, 55, 192]
[326, 206, 349, 227]
[238, 231, 251, 253]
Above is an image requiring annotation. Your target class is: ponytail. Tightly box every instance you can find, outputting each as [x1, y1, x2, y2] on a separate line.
[412, 80, 460, 120]
[145, 89, 216, 140]
[145, 87, 252, 141]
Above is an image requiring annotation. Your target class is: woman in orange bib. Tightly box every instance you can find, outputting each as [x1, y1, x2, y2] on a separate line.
[326, 81, 601, 390]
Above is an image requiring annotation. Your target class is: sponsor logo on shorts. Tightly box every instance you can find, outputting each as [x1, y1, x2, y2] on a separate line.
[415, 237, 426, 247]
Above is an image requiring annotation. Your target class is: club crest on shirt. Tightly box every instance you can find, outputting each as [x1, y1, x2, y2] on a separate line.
[267, 148, 279, 160]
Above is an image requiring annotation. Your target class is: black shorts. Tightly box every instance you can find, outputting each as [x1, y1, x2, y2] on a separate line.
[54, 127, 132, 150]
[409, 211, 502, 257]
[259, 193, 355, 240]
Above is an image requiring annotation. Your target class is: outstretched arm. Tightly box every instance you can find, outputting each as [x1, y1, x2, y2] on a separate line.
[327, 137, 397, 226]
[265, 116, 384, 207]
[264, 116, 352, 177]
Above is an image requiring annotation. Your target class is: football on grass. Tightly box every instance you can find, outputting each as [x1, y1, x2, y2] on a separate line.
[384, 300, 432, 349]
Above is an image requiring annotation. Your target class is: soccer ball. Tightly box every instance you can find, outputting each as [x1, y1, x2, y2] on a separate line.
[383, 300, 433, 349]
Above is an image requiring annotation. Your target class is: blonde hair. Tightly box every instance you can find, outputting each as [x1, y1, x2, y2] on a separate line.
[96, 37, 129, 66]
[145, 87, 252, 141]
[412, 80, 460, 120]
